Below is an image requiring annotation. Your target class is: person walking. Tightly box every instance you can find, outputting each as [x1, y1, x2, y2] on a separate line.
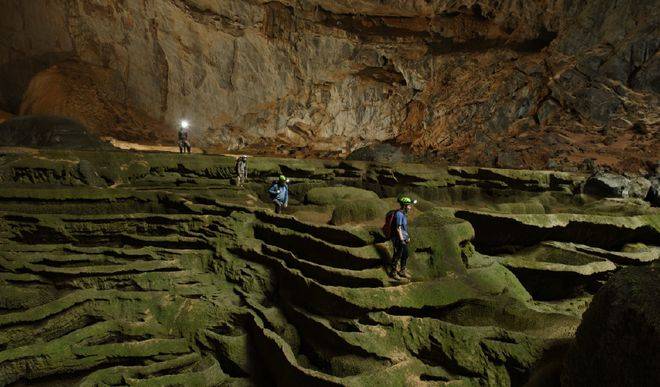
[178, 127, 191, 154]
[268, 175, 289, 214]
[235, 155, 248, 186]
[386, 196, 416, 280]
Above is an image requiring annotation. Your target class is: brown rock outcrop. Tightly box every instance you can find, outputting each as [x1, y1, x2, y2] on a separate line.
[0, 0, 657, 170]
[19, 61, 173, 143]
[0, 110, 13, 124]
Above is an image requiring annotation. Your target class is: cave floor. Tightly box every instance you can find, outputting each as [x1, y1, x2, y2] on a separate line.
[0, 148, 658, 386]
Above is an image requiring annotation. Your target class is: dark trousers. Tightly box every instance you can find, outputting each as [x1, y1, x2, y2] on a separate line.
[179, 141, 191, 154]
[273, 199, 283, 214]
[236, 175, 246, 186]
[391, 240, 409, 270]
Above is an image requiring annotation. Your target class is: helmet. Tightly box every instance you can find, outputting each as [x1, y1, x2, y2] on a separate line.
[279, 175, 287, 182]
[241, 155, 248, 159]
[398, 196, 417, 205]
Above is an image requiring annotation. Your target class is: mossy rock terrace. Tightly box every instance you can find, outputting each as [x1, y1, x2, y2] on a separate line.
[0, 149, 658, 386]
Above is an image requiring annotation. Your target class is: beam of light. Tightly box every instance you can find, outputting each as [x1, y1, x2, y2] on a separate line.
[180, 120, 189, 129]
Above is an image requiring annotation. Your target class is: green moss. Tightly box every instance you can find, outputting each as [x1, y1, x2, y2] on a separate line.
[578, 197, 654, 216]
[466, 263, 532, 302]
[491, 201, 547, 214]
[622, 243, 650, 253]
[305, 186, 380, 206]
[0, 148, 634, 385]
[79, 353, 202, 386]
[407, 211, 475, 279]
[330, 199, 389, 225]
[330, 278, 479, 310]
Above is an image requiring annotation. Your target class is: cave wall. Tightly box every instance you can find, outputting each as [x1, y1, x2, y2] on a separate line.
[0, 0, 658, 170]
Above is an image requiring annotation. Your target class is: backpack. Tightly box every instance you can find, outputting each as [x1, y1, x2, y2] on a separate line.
[382, 210, 400, 239]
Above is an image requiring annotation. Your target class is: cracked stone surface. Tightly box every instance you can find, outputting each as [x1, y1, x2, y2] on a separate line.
[0, 0, 657, 171]
[0, 148, 658, 385]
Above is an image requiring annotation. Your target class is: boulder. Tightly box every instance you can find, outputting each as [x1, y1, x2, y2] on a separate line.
[583, 172, 650, 199]
[582, 172, 631, 197]
[628, 176, 652, 199]
[561, 265, 660, 387]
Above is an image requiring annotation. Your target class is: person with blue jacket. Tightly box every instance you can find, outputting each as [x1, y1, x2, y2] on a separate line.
[389, 196, 416, 280]
[268, 175, 289, 214]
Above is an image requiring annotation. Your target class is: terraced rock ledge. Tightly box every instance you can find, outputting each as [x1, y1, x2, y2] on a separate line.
[0, 149, 658, 386]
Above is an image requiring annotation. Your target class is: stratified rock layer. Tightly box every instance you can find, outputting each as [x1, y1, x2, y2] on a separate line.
[0, 0, 657, 170]
[0, 148, 658, 385]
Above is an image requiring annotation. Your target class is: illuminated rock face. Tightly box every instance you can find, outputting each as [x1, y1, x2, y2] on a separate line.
[0, 0, 658, 170]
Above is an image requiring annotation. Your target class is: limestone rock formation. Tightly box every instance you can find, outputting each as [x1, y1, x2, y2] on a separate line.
[497, 242, 617, 300]
[583, 172, 633, 197]
[583, 172, 652, 199]
[18, 61, 174, 143]
[0, 0, 657, 170]
[347, 143, 418, 164]
[0, 148, 658, 385]
[0, 110, 13, 124]
[0, 115, 114, 150]
[561, 265, 660, 387]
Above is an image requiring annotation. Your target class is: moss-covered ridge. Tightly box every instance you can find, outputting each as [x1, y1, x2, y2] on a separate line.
[0, 148, 658, 385]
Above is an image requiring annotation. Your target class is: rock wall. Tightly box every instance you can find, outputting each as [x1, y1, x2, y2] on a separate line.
[0, 0, 658, 170]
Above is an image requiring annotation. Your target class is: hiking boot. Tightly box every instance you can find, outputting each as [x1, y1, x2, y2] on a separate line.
[388, 267, 400, 279]
[397, 268, 411, 279]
